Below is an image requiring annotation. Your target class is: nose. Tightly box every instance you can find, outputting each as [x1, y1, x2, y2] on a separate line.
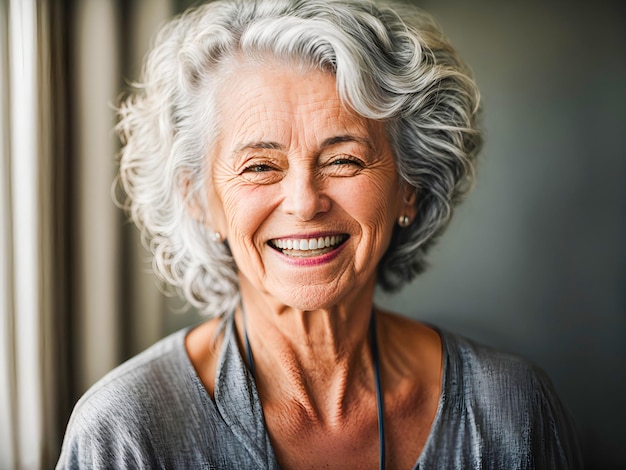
[281, 169, 330, 221]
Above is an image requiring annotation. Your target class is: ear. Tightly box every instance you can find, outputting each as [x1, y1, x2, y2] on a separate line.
[181, 173, 204, 221]
[398, 183, 418, 223]
[205, 185, 228, 240]
[182, 173, 228, 240]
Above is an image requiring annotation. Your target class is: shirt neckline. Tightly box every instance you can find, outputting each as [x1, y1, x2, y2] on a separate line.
[178, 317, 452, 469]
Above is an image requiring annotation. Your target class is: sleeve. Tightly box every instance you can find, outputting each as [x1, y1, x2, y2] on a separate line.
[55, 393, 159, 470]
[527, 367, 584, 469]
[462, 340, 584, 470]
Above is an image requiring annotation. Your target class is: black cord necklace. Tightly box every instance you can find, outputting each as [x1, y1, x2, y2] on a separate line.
[242, 307, 386, 470]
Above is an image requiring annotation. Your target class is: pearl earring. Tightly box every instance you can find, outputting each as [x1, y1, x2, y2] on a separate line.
[211, 231, 222, 242]
[398, 215, 410, 227]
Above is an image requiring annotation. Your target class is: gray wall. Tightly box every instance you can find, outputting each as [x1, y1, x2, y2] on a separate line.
[164, 0, 626, 467]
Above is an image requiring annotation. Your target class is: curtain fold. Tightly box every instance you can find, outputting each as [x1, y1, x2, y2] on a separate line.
[121, 0, 173, 358]
[1, 0, 174, 467]
[1, 0, 49, 467]
[72, 0, 123, 397]
[0, 0, 17, 465]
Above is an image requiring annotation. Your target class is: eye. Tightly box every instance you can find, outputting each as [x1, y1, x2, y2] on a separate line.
[323, 155, 364, 177]
[331, 158, 362, 166]
[243, 164, 275, 173]
[240, 161, 283, 184]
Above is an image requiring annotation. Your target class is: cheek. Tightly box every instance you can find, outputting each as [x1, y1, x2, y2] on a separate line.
[220, 185, 272, 242]
[352, 175, 401, 235]
[213, 167, 250, 234]
[217, 187, 265, 275]
[222, 190, 251, 234]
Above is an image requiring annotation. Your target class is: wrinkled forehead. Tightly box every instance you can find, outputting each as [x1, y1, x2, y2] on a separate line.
[213, 62, 385, 156]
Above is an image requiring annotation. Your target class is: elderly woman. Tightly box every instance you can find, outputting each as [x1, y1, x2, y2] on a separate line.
[57, 0, 582, 468]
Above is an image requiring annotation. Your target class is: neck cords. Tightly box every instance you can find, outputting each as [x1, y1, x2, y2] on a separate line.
[242, 308, 386, 470]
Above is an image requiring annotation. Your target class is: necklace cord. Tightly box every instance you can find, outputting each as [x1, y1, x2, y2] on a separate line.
[242, 306, 385, 469]
[370, 309, 386, 470]
[243, 307, 256, 378]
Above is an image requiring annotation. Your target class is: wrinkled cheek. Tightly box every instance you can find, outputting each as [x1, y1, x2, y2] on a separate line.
[220, 190, 249, 234]
[357, 220, 391, 268]
[225, 219, 267, 282]
[355, 200, 398, 269]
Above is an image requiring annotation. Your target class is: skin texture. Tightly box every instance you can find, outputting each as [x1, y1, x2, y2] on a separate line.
[186, 62, 442, 469]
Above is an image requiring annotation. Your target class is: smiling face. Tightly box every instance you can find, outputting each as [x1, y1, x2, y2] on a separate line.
[208, 62, 414, 311]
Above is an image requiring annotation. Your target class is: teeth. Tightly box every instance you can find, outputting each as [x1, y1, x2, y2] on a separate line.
[272, 235, 346, 251]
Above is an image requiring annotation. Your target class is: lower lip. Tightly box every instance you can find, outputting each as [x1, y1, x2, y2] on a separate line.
[270, 241, 347, 266]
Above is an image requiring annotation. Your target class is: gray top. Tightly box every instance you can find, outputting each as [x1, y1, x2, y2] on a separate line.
[57, 318, 582, 469]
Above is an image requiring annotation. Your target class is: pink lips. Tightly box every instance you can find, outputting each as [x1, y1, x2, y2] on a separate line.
[273, 242, 347, 266]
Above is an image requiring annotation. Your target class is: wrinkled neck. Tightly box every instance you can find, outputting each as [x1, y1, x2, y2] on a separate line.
[236, 275, 378, 423]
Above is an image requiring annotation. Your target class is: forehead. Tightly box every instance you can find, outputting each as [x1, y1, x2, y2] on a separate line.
[215, 62, 381, 151]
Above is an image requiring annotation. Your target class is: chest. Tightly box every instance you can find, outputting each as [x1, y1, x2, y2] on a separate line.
[262, 389, 438, 470]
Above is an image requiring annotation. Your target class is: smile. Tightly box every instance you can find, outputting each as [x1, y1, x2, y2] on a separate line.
[269, 234, 348, 257]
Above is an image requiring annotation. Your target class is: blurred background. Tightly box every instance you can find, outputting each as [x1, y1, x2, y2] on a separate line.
[0, 0, 624, 468]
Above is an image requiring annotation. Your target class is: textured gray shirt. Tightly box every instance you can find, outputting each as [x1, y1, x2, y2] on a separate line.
[57, 318, 582, 469]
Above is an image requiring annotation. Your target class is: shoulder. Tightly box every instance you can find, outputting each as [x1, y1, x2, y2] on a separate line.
[57, 327, 209, 468]
[74, 327, 194, 416]
[446, 332, 548, 398]
[443, 332, 561, 415]
[436, 330, 583, 468]
[378, 311, 441, 380]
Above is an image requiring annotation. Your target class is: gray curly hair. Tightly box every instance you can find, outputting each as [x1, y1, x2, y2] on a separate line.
[116, 0, 482, 318]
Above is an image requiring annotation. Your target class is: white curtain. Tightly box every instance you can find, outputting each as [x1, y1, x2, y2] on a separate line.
[0, 0, 174, 468]
[1, 0, 55, 467]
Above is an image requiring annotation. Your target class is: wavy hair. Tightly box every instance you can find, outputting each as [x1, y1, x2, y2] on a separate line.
[116, 0, 482, 317]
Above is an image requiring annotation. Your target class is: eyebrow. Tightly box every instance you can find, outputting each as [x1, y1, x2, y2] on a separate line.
[233, 134, 373, 156]
[235, 141, 285, 152]
[321, 135, 373, 150]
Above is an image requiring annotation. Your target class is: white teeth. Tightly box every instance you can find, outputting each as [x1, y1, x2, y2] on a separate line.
[272, 235, 346, 252]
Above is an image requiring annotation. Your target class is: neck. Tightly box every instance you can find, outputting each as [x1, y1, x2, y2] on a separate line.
[236, 275, 377, 424]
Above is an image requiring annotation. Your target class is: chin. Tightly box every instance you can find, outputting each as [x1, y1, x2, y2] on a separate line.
[274, 285, 347, 312]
